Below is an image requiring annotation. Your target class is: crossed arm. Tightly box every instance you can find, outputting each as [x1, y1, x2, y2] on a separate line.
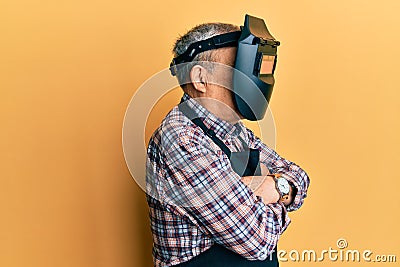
[241, 164, 296, 206]
[241, 127, 310, 212]
[161, 126, 310, 260]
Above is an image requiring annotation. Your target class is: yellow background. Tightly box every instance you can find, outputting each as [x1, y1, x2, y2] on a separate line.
[1, 0, 399, 266]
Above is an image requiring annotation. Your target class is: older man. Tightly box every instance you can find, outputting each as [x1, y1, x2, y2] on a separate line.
[146, 16, 310, 267]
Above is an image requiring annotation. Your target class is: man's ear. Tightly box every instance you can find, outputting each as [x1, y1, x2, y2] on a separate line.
[189, 65, 208, 93]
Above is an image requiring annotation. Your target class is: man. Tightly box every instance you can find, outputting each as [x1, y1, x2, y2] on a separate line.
[146, 16, 310, 267]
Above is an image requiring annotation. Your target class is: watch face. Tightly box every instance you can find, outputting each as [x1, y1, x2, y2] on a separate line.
[277, 178, 290, 195]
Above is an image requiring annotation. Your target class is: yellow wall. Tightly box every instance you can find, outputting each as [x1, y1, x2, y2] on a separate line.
[1, 0, 399, 266]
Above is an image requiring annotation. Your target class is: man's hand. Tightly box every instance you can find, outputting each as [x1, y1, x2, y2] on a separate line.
[241, 164, 280, 204]
[241, 164, 295, 206]
[240, 163, 269, 191]
[252, 175, 280, 204]
[241, 175, 280, 204]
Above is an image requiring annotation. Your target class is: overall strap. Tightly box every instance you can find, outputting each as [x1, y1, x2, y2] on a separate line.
[178, 99, 261, 177]
[178, 101, 232, 158]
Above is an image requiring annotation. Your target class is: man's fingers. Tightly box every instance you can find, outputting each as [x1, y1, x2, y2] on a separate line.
[253, 175, 280, 204]
[260, 164, 270, 176]
[241, 176, 254, 187]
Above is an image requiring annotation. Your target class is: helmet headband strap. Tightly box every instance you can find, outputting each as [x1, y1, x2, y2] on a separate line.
[170, 31, 241, 76]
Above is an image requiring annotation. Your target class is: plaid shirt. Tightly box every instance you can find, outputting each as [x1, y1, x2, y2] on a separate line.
[146, 94, 310, 267]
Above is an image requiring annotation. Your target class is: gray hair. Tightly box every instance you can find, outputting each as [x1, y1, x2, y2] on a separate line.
[172, 22, 239, 88]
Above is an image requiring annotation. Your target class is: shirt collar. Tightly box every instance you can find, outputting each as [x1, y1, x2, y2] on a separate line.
[181, 93, 244, 139]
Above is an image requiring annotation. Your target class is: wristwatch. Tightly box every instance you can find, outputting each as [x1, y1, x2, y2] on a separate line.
[269, 173, 290, 201]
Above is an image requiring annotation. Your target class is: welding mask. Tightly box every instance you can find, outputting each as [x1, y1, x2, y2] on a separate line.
[170, 14, 280, 121]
